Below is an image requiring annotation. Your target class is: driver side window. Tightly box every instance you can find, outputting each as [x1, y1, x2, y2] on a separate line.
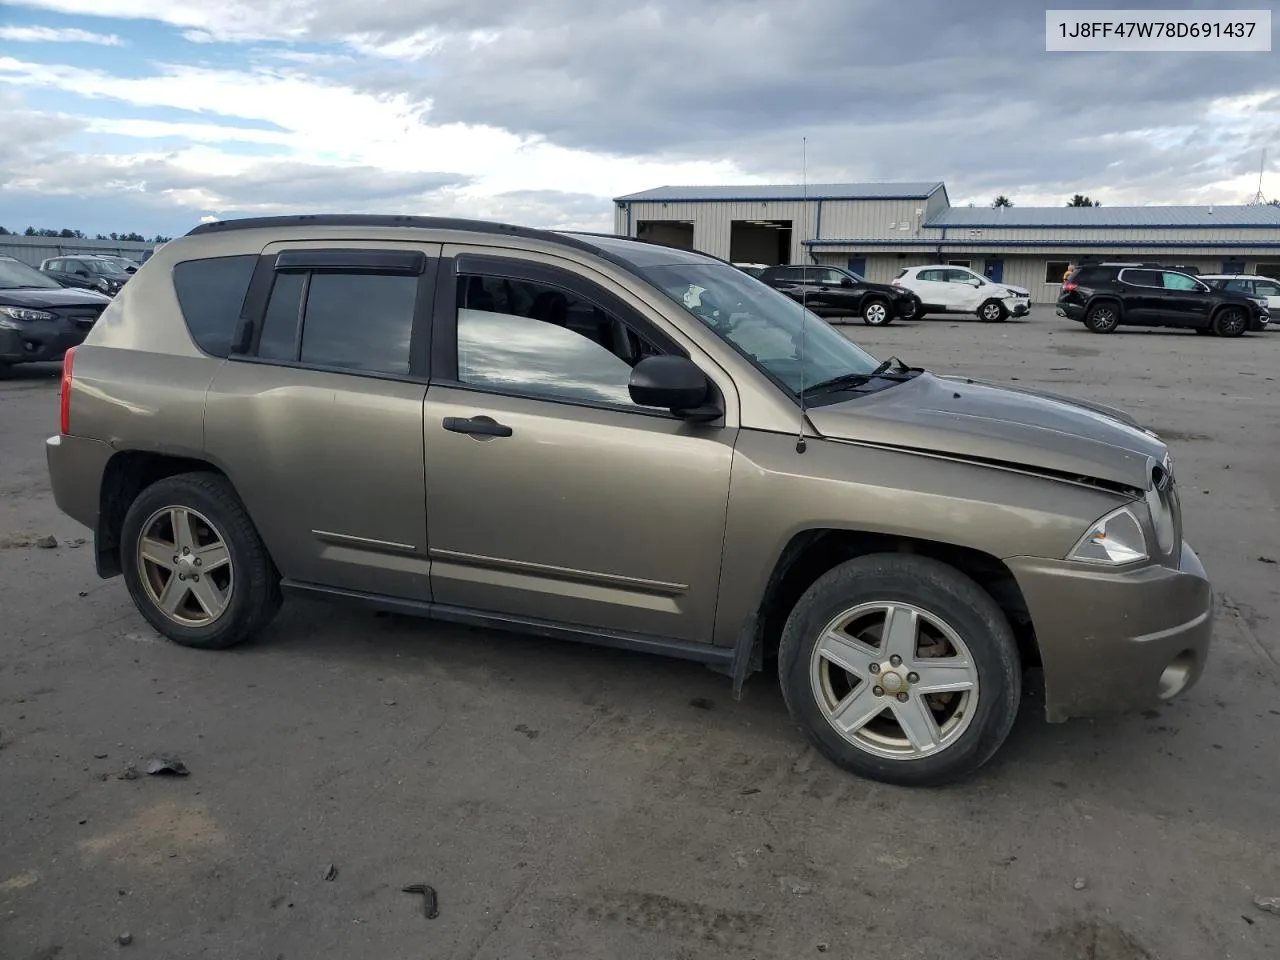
[944, 269, 975, 284]
[453, 272, 667, 410]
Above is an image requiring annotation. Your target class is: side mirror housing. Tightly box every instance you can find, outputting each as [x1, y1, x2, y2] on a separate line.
[628, 355, 720, 420]
[840, 277, 853, 287]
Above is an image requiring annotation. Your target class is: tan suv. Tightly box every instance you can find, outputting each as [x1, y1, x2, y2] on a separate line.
[45, 215, 1214, 786]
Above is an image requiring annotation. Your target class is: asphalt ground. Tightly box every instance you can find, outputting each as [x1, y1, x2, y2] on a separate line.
[1, 308, 1278, 960]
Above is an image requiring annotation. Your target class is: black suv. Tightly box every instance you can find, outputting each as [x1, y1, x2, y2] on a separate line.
[758, 264, 921, 326]
[39, 255, 132, 297]
[1057, 263, 1269, 337]
[0, 256, 112, 372]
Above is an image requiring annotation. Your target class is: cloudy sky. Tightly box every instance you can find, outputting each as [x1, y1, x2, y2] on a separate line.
[0, 0, 1277, 238]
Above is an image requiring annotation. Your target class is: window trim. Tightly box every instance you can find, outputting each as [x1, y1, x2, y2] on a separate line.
[229, 248, 436, 382]
[172, 253, 260, 359]
[431, 253, 713, 421]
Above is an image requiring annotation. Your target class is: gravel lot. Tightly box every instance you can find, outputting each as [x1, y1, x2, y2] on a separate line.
[2, 308, 1278, 960]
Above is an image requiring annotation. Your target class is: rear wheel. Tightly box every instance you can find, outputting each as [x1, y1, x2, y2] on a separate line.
[1211, 307, 1247, 338]
[978, 300, 1006, 323]
[861, 298, 893, 326]
[778, 553, 1021, 787]
[120, 472, 281, 649]
[1084, 303, 1119, 333]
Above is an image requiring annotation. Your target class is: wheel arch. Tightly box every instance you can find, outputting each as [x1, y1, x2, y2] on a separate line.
[96, 451, 237, 578]
[753, 528, 1039, 672]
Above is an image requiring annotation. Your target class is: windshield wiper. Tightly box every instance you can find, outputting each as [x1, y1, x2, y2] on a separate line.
[803, 356, 921, 396]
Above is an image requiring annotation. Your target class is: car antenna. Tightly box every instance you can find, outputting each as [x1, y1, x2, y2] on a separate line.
[796, 136, 809, 454]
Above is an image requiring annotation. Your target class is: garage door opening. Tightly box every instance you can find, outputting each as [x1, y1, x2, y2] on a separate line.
[635, 220, 694, 250]
[730, 219, 792, 265]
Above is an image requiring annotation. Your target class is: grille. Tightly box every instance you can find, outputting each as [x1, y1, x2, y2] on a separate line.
[57, 305, 106, 328]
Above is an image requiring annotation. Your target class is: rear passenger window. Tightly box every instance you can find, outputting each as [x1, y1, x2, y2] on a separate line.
[301, 273, 416, 374]
[251, 269, 417, 375]
[172, 255, 257, 357]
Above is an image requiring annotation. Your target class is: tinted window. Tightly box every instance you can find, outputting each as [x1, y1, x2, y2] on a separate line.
[1161, 272, 1201, 291]
[1224, 279, 1253, 294]
[455, 273, 664, 408]
[1120, 269, 1162, 287]
[812, 268, 845, 284]
[1073, 267, 1111, 285]
[1254, 279, 1280, 297]
[172, 255, 258, 357]
[944, 269, 975, 283]
[300, 273, 416, 374]
[256, 271, 305, 361]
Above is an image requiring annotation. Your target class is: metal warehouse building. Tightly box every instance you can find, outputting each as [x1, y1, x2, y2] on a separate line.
[0, 234, 156, 269]
[613, 182, 1280, 302]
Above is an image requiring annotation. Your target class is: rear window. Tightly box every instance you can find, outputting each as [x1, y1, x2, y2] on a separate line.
[1072, 267, 1112, 285]
[172, 255, 258, 357]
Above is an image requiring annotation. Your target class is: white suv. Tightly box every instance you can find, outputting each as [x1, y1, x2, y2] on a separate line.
[892, 265, 1031, 321]
[1199, 274, 1280, 317]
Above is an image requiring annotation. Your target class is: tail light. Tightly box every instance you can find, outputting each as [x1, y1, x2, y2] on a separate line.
[1062, 281, 1078, 292]
[59, 347, 75, 435]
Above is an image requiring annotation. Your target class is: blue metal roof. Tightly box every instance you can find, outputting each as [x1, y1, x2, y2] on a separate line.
[927, 204, 1280, 228]
[614, 182, 945, 203]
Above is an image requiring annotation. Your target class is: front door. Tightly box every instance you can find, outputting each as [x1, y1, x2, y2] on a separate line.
[205, 242, 439, 600]
[984, 259, 1004, 283]
[422, 246, 738, 643]
[1157, 270, 1215, 327]
[942, 267, 984, 310]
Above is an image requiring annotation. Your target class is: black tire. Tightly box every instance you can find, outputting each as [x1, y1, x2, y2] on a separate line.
[1211, 307, 1247, 338]
[1083, 302, 1120, 333]
[977, 299, 1006, 323]
[861, 298, 893, 326]
[120, 471, 281, 649]
[778, 553, 1021, 787]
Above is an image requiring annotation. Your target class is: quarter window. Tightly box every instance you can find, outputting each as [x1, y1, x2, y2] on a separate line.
[172, 254, 258, 357]
[453, 273, 665, 409]
[1254, 279, 1280, 297]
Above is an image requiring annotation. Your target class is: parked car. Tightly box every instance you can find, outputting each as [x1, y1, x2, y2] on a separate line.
[0, 256, 112, 373]
[892, 265, 1031, 322]
[758, 264, 922, 325]
[96, 254, 142, 274]
[46, 215, 1213, 787]
[1057, 263, 1269, 336]
[1198, 274, 1280, 318]
[733, 262, 769, 278]
[39, 255, 132, 296]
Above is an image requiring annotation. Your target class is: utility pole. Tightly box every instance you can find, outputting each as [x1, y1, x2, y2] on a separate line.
[1249, 149, 1268, 204]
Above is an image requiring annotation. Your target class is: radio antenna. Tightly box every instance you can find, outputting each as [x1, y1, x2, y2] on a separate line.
[796, 136, 809, 454]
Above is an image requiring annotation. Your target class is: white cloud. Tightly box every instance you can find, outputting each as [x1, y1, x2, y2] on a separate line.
[0, 24, 123, 45]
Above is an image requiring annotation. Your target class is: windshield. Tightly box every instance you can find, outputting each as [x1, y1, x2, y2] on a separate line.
[0, 258, 62, 290]
[639, 262, 879, 395]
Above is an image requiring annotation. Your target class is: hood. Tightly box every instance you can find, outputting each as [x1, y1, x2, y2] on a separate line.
[1002, 283, 1030, 296]
[806, 371, 1167, 490]
[863, 280, 913, 298]
[0, 286, 112, 308]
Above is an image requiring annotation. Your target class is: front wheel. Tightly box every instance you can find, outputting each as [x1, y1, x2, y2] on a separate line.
[1211, 307, 1247, 338]
[861, 298, 893, 326]
[120, 472, 281, 649]
[978, 300, 1006, 323]
[778, 554, 1021, 787]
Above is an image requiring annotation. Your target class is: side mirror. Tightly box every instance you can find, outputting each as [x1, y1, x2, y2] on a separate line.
[628, 355, 720, 420]
[840, 277, 853, 287]
[969, 278, 983, 287]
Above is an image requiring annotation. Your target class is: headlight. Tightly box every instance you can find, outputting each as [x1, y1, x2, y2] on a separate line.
[1067, 505, 1149, 565]
[0, 305, 56, 322]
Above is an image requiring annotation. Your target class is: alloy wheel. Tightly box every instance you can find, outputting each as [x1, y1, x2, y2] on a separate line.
[809, 601, 979, 759]
[137, 505, 235, 627]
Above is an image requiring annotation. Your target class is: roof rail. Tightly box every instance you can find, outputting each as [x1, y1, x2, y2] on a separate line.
[557, 230, 737, 268]
[184, 214, 608, 258]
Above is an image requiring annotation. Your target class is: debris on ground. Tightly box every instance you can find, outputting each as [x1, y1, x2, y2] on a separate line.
[817, 944, 829, 953]
[35, 535, 58, 549]
[382, 699, 397, 706]
[144, 755, 189, 777]
[118, 765, 140, 780]
[1255, 895, 1280, 915]
[740, 787, 761, 796]
[1073, 877, 1088, 890]
[324, 864, 338, 882]
[402, 883, 439, 919]
[0, 533, 60, 549]
[689, 697, 715, 710]
[1258, 557, 1277, 565]
[514, 724, 539, 739]
[116, 933, 133, 946]
[779, 877, 812, 896]
[65, 537, 86, 548]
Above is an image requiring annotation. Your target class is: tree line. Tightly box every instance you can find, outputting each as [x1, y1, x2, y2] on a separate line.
[991, 194, 1280, 208]
[0, 226, 173, 243]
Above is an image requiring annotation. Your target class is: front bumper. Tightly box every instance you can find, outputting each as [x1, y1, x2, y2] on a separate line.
[1007, 540, 1213, 723]
[1004, 297, 1031, 317]
[0, 317, 91, 363]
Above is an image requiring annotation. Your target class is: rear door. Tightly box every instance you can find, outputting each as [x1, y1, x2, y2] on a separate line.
[204, 242, 440, 600]
[910, 268, 950, 308]
[1116, 269, 1164, 323]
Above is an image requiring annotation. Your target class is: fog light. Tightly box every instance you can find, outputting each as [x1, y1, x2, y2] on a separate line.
[1157, 650, 1195, 700]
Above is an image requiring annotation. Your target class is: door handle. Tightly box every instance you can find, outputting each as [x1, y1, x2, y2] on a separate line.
[443, 416, 513, 438]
